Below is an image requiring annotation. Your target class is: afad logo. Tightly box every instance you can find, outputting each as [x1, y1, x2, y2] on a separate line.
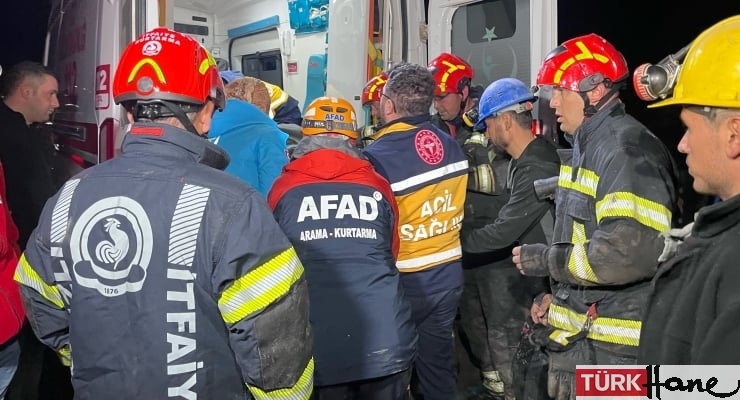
[576, 366, 647, 398]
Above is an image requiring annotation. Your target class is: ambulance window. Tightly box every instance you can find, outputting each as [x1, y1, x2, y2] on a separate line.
[450, 0, 530, 87]
[241, 50, 283, 89]
[462, 0, 516, 42]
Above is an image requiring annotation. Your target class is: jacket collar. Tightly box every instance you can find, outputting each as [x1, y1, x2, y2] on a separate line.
[371, 115, 431, 140]
[572, 100, 625, 146]
[121, 122, 230, 170]
[693, 195, 740, 238]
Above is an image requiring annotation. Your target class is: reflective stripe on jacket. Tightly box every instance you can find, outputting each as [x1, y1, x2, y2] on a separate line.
[364, 116, 468, 272]
[546, 101, 677, 350]
[15, 123, 314, 399]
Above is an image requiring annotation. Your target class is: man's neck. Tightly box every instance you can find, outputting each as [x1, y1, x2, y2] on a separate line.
[3, 97, 31, 126]
[509, 130, 535, 160]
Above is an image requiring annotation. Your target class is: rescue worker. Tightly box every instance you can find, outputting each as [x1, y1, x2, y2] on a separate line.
[637, 15, 740, 364]
[357, 71, 388, 148]
[13, 27, 314, 399]
[460, 77, 560, 400]
[512, 33, 678, 400]
[428, 52, 510, 398]
[268, 96, 417, 399]
[428, 52, 478, 140]
[362, 63, 468, 400]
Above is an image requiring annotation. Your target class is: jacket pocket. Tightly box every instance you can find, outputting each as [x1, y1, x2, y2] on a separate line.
[564, 193, 592, 223]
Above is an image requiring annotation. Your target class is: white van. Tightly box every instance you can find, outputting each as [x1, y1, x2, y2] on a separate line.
[45, 0, 557, 166]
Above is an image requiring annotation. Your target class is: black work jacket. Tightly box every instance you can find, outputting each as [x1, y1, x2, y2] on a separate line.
[639, 195, 740, 364]
[0, 102, 57, 249]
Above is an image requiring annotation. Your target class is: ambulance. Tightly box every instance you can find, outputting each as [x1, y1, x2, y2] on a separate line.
[44, 0, 557, 166]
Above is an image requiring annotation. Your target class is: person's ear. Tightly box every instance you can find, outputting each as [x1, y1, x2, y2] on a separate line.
[461, 85, 470, 102]
[382, 96, 394, 115]
[20, 82, 34, 99]
[586, 83, 607, 105]
[193, 101, 216, 137]
[726, 115, 740, 159]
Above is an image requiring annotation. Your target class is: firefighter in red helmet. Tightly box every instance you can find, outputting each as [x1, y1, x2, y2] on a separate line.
[357, 71, 388, 148]
[14, 27, 314, 399]
[512, 33, 678, 399]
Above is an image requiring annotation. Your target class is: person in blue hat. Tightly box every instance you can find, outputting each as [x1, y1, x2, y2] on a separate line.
[460, 77, 560, 400]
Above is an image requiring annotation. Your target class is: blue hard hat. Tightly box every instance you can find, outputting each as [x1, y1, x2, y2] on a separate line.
[219, 70, 244, 84]
[475, 77, 537, 131]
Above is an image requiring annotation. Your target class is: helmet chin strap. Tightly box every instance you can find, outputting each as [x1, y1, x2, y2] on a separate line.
[581, 82, 623, 118]
[131, 100, 204, 137]
[160, 100, 202, 137]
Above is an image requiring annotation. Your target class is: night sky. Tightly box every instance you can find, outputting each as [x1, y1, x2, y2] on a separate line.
[0, 1, 51, 68]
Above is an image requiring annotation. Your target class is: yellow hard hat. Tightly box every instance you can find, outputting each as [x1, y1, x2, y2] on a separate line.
[650, 15, 740, 108]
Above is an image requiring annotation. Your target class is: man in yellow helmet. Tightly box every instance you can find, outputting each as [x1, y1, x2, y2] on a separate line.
[637, 15, 740, 364]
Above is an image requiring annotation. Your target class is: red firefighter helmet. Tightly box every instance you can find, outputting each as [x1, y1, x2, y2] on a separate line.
[536, 33, 628, 92]
[428, 52, 474, 96]
[361, 72, 388, 106]
[113, 27, 225, 111]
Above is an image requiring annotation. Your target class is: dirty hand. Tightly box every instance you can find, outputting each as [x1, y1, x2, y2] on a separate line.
[513, 245, 524, 274]
[530, 293, 552, 326]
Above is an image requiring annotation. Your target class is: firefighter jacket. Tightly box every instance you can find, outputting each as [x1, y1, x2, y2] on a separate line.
[0, 159, 24, 344]
[268, 135, 417, 386]
[0, 101, 57, 249]
[462, 136, 560, 252]
[14, 123, 314, 400]
[518, 101, 677, 355]
[639, 195, 740, 364]
[363, 116, 468, 293]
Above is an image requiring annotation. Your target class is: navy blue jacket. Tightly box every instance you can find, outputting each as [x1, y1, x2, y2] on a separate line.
[15, 123, 314, 399]
[268, 136, 417, 385]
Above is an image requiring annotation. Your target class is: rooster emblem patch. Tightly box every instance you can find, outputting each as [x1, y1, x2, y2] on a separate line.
[70, 197, 153, 297]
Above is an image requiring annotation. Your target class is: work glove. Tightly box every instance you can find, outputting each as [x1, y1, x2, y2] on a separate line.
[547, 339, 595, 400]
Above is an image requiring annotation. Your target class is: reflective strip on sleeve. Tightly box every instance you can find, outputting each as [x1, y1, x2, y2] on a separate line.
[248, 357, 314, 400]
[548, 303, 641, 346]
[14, 254, 65, 309]
[567, 222, 599, 284]
[390, 160, 469, 193]
[396, 246, 462, 270]
[558, 165, 598, 198]
[218, 247, 304, 324]
[595, 191, 672, 232]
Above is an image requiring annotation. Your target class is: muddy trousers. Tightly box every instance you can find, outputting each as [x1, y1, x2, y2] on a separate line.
[405, 286, 462, 400]
[459, 264, 531, 399]
[547, 340, 637, 400]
